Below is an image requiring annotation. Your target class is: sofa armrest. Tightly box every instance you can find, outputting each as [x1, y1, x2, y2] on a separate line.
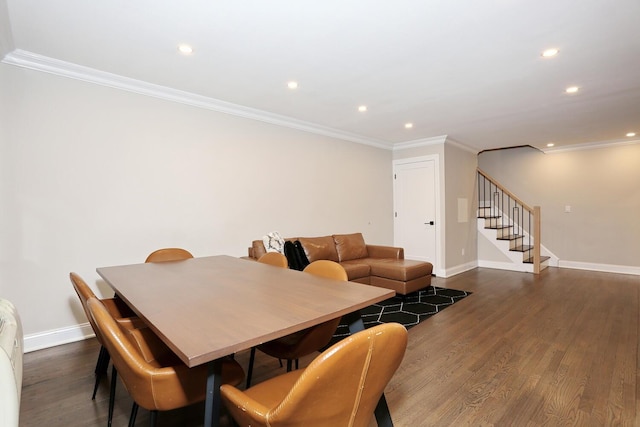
[366, 245, 404, 260]
[250, 240, 267, 260]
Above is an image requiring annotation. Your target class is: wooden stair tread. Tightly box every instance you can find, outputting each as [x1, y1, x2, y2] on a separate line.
[497, 234, 524, 241]
[524, 256, 551, 264]
[511, 245, 533, 252]
[478, 201, 547, 270]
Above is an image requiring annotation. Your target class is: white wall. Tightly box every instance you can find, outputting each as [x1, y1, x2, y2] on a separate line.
[0, 0, 12, 58]
[443, 142, 478, 275]
[393, 139, 478, 276]
[0, 63, 394, 350]
[478, 144, 640, 273]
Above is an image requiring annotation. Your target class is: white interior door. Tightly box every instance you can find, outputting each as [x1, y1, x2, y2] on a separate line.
[393, 157, 438, 266]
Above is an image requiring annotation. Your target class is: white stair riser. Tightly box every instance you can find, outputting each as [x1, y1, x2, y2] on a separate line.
[477, 215, 541, 266]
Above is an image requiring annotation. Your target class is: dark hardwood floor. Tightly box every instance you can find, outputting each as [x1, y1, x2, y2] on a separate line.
[19, 267, 640, 426]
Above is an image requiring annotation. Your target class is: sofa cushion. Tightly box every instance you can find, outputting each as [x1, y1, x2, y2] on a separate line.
[367, 259, 433, 281]
[333, 233, 369, 262]
[298, 236, 339, 262]
[339, 260, 371, 280]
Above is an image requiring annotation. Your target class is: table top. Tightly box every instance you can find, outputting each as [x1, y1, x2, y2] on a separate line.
[97, 255, 394, 367]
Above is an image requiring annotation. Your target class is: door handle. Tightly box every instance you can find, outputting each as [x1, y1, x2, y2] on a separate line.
[424, 221, 435, 225]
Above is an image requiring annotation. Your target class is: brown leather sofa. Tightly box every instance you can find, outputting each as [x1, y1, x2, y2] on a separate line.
[246, 232, 433, 295]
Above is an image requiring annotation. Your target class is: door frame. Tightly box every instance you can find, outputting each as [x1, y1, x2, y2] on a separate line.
[393, 154, 443, 276]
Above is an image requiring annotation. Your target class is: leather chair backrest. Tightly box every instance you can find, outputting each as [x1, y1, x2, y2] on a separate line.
[86, 297, 204, 411]
[70, 272, 105, 346]
[269, 322, 407, 427]
[303, 260, 348, 281]
[70, 271, 139, 334]
[288, 260, 348, 354]
[145, 248, 193, 263]
[257, 252, 288, 268]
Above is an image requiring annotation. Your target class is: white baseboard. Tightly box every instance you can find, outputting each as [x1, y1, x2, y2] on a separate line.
[25, 259, 638, 353]
[442, 261, 478, 278]
[24, 323, 94, 353]
[477, 260, 534, 273]
[558, 260, 640, 276]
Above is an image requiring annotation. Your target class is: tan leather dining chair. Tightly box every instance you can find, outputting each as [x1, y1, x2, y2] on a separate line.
[69, 272, 142, 400]
[144, 247, 194, 263]
[86, 296, 245, 427]
[245, 260, 348, 387]
[223, 322, 407, 427]
[303, 259, 349, 279]
[257, 252, 288, 268]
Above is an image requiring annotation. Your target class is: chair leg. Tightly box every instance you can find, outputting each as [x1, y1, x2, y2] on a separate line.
[221, 401, 240, 427]
[91, 377, 101, 400]
[295, 358, 299, 370]
[92, 346, 110, 399]
[149, 410, 158, 427]
[92, 352, 104, 400]
[246, 347, 256, 388]
[286, 359, 292, 372]
[108, 366, 117, 427]
[128, 402, 139, 427]
[95, 345, 109, 375]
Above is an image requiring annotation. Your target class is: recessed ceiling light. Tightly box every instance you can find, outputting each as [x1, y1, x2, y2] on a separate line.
[178, 44, 193, 54]
[404, 123, 413, 129]
[565, 86, 580, 94]
[358, 105, 367, 112]
[627, 132, 636, 137]
[542, 48, 559, 58]
[546, 143, 555, 147]
[287, 81, 298, 89]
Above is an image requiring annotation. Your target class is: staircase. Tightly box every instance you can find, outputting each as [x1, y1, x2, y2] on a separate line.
[477, 168, 550, 274]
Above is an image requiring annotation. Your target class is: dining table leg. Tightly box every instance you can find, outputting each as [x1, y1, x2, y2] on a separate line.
[204, 358, 223, 427]
[343, 311, 394, 427]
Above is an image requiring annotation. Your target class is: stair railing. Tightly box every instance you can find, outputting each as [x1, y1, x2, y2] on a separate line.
[477, 168, 542, 274]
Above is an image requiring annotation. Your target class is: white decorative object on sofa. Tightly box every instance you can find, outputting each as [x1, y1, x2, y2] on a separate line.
[0, 298, 23, 427]
[262, 231, 285, 253]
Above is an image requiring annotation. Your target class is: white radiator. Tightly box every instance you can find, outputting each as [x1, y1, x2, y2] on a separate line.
[0, 299, 23, 427]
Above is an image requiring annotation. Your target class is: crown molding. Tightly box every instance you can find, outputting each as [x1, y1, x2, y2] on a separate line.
[392, 135, 478, 154]
[3, 49, 637, 156]
[2, 49, 394, 150]
[541, 137, 640, 154]
[444, 137, 479, 154]
[392, 135, 448, 151]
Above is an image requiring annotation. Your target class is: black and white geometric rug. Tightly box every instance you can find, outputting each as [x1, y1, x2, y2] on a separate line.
[330, 286, 471, 344]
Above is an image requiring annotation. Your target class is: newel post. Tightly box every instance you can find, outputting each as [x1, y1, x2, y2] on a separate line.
[533, 206, 541, 274]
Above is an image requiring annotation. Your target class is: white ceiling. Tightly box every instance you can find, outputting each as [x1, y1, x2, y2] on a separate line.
[2, 0, 640, 152]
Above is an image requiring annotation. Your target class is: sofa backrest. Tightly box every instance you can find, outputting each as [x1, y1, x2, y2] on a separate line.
[332, 233, 369, 262]
[297, 236, 339, 262]
[250, 233, 371, 264]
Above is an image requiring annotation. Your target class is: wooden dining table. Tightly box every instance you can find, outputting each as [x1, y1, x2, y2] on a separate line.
[97, 255, 396, 427]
